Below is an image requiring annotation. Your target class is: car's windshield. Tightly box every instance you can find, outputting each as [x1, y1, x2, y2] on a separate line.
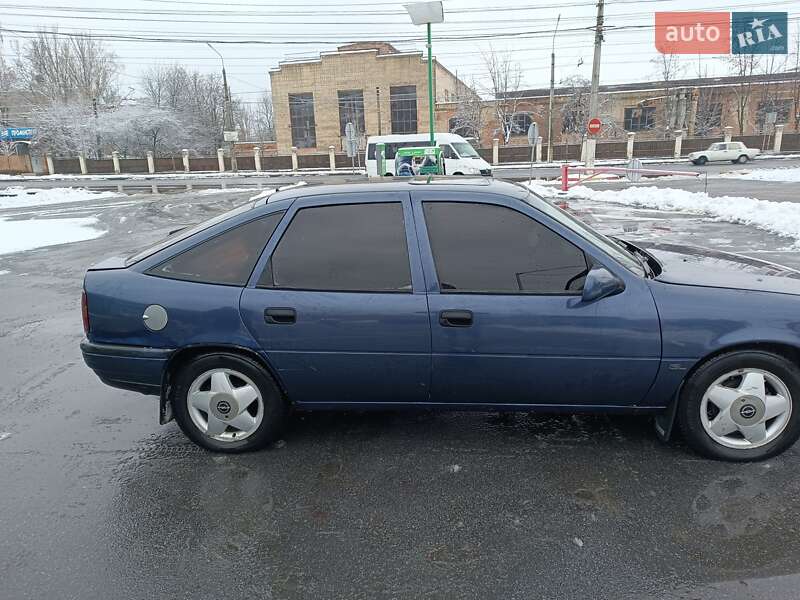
[125, 200, 257, 265]
[451, 142, 480, 158]
[523, 190, 645, 276]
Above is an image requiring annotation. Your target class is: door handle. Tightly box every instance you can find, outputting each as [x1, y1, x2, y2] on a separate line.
[439, 309, 473, 327]
[264, 307, 296, 324]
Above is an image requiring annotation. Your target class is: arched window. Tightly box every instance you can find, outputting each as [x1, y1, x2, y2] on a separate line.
[511, 112, 533, 136]
[449, 117, 476, 138]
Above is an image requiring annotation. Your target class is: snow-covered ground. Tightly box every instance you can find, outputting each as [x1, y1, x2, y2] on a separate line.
[719, 166, 800, 183]
[0, 187, 120, 210]
[528, 183, 800, 247]
[0, 216, 105, 255]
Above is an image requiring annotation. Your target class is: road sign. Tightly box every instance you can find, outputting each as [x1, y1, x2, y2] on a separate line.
[344, 122, 358, 158]
[587, 118, 602, 135]
[527, 122, 539, 146]
[626, 158, 643, 182]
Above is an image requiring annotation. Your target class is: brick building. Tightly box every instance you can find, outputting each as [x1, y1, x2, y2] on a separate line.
[435, 71, 800, 148]
[269, 42, 468, 154]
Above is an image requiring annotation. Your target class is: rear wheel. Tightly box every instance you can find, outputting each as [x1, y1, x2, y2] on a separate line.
[172, 353, 287, 452]
[696, 156, 708, 165]
[737, 154, 749, 164]
[677, 351, 800, 461]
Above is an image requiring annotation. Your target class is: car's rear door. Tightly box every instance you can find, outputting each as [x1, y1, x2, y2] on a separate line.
[411, 191, 662, 408]
[240, 192, 432, 406]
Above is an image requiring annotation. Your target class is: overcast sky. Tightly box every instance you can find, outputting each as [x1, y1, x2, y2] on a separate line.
[0, 0, 797, 104]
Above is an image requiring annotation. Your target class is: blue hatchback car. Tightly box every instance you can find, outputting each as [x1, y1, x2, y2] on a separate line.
[81, 179, 800, 461]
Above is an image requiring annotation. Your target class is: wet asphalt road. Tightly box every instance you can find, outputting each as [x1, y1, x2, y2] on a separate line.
[2, 186, 800, 599]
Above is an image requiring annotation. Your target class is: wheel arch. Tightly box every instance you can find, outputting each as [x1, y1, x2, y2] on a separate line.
[655, 341, 800, 441]
[159, 343, 289, 424]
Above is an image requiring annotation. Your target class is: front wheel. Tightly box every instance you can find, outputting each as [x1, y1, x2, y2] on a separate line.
[677, 351, 800, 461]
[172, 353, 288, 452]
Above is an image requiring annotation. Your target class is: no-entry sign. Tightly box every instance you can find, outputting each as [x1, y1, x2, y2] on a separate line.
[587, 118, 602, 135]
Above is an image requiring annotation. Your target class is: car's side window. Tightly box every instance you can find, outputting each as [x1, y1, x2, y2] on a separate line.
[147, 211, 285, 286]
[423, 201, 589, 294]
[258, 202, 412, 292]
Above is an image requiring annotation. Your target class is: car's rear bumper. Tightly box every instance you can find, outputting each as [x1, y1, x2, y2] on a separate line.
[80, 340, 173, 396]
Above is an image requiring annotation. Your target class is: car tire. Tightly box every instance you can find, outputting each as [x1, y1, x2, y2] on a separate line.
[172, 352, 288, 453]
[453, 172, 464, 175]
[737, 155, 749, 164]
[696, 156, 707, 165]
[677, 350, 800, 461]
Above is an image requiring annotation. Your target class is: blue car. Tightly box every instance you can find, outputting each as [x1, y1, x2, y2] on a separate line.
[81, 179, 800, 461]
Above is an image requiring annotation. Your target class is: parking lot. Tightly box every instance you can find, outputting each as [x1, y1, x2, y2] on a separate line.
[2, 182, 800, 599]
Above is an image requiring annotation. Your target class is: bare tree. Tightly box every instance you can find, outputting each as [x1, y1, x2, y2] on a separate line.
[448, 78, 484, 144]
[755, 54, 790, 138]
[16, 29, 119, 105]
[558, 75, 620, 142]
[141, 64, 190, 110]
[726, 54, 761, 135]
[651, 53, 688, 137]
[97, 103, 203, 156]
[481, 48, 531, 144]
[30, 101, 98, 156]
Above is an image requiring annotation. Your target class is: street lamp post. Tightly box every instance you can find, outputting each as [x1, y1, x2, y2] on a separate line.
[207, 42, 238, 172]
[546, 14, 561, 163]
[404, 1, 444, 148]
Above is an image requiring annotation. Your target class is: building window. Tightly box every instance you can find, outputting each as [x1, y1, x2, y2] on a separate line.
[511, 112, 533, 136]
[624, 107, 655, 132]
[288, 93, 316, 148]
[390, 85, 417, 134]
[756, 99, 791, 133]
[338, 90, 365, 136]
[448, 117, 476, 138]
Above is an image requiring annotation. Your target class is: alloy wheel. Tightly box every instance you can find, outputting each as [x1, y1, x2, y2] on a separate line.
[186, 368, 264, 442]
[700, 368, 792, 449]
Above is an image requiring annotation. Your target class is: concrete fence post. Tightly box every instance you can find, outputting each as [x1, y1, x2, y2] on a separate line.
[182, 149, 190, 172]
[291, 146, 299, 172]
[146, 151, 155, 174]
[773, 124, 785, 153]
[78, 152, 88, 175]
[328, 145, 336, 172]
[112, 150, 121, 174]
[535, 136, 543, 162]
[723, 126, 733, 143]
[492, 138, 499, 166]
[45, 154, 55, 175]
[253, 146, 262, 172]
[626, 132, 635, 159]
[217, 148, 225, 172]
[673, 130, 683, 159]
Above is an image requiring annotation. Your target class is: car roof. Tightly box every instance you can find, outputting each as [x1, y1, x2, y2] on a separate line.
[365, 133, 465, 143]
[266, 177, 528, 204]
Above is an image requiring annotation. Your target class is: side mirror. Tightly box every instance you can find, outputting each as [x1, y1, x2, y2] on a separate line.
[581, 265, 625, 303]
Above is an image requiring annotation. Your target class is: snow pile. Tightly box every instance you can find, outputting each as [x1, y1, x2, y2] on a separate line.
[0, 216, 106, 255]
[526, 182, 800, 246]
[720, 167, 800, 183]
[0, 187, 120, 210]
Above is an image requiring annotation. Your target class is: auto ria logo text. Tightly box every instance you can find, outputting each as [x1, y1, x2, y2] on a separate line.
[655, 11, 788, 54]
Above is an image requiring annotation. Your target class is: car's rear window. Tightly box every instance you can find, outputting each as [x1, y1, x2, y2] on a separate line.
[125, 201, 258, 266]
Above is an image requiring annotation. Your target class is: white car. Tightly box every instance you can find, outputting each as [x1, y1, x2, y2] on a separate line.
[688, 142, 760, 165]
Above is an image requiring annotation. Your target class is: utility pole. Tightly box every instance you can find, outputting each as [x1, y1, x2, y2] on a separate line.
[92, 97, 100, 159]
[376, 86, 382, 135]
[586, 0, 604, 168]
[546, 14, 561, 163]
[208, 43, 238, 172]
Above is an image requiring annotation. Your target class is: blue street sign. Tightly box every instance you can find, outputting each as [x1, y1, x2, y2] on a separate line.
[732, 13, 788, 54]
[0, 127, 35, 141]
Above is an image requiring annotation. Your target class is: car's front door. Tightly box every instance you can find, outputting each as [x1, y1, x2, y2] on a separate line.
[412, 193, 662, 408]
[240, 193, 431, 406]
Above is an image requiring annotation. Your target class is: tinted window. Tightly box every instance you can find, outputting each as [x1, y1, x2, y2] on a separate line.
[148, 212, 284, 286]
[424, 202, 588, 294]
[260, 203, 411, 292]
